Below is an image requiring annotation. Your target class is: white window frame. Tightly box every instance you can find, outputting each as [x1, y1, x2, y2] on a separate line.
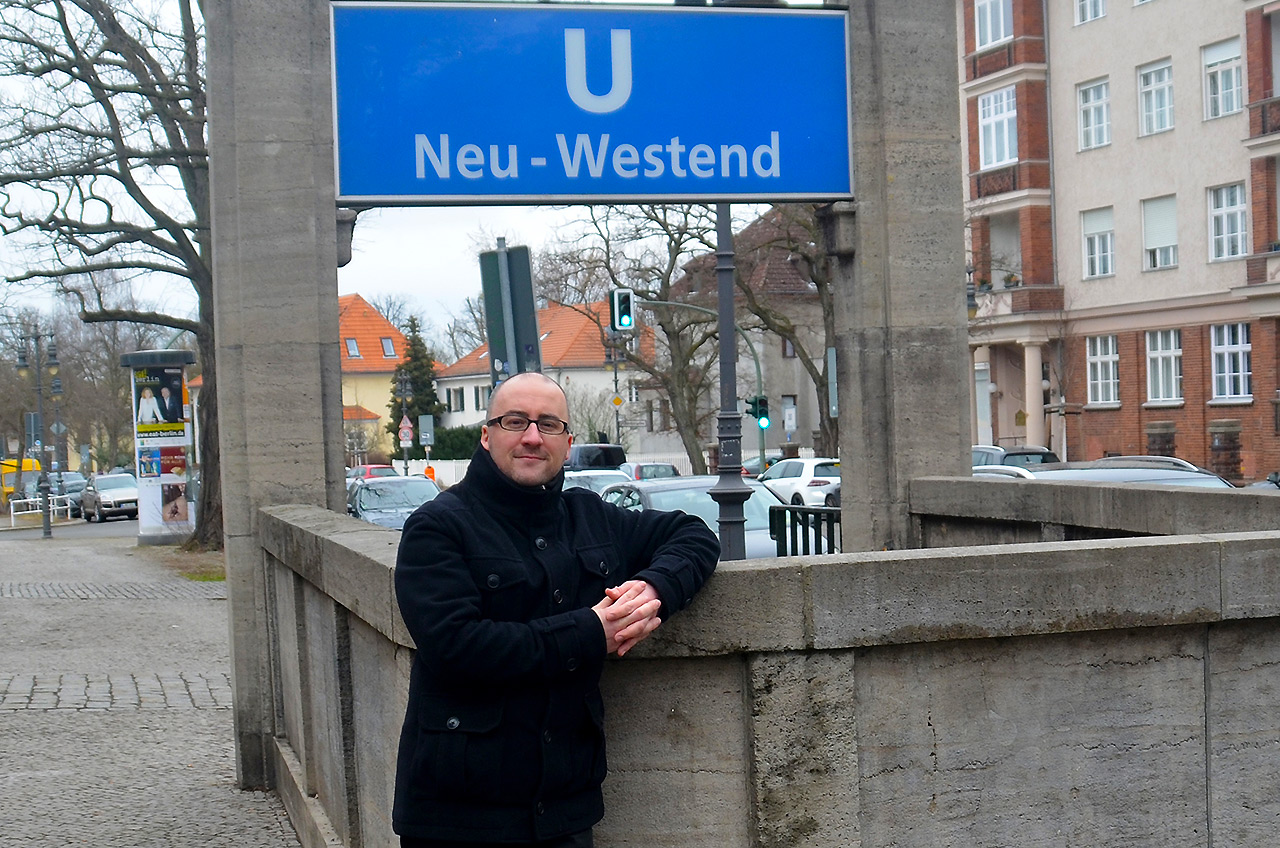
[1087, 335, 1120, 405]
[1204, 40, 1243, 120]
[1077, 0, 1105, 24]
[975, 0, 1013, 50]
[344, 338, 360, 358]
[1211, 323, 1252, 400]
[978, 86, 1018, 170]
[1078, 79, 1111, 150]
[1145, 329, 1182, 402]
[380, 337, 396, 357]
[1139, 60, 1174, 136]
[1209, 183, 1248, 260]
[1082, 207, 1115, 279]
[1141, 195, 1179, 270]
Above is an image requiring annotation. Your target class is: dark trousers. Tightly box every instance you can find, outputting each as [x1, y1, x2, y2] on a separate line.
[401, 830, 593, 848]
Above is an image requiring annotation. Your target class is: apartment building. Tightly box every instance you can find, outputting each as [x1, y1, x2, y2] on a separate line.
[961, 0, 1280, 482]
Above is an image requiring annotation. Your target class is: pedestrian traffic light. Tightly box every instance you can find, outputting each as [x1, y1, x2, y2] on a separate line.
[609, 288, 635, 332]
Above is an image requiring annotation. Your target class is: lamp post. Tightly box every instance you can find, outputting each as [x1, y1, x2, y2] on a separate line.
[395, 373, 414, 476]
[16, 332, 60, 539]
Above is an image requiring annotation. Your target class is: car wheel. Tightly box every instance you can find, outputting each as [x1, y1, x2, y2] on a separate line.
[825, 493, 837, 507]
[790, 494, 805, 505]
[82, 508, 92, 522]
[95, 504, 105, 523]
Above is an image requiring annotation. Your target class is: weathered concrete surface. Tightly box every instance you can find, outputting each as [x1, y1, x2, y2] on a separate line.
[257, 504, 1280, 848]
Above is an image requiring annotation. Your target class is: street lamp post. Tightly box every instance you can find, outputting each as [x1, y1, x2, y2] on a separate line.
[15, 332, 60, 539]
[395, 373, 414, 476]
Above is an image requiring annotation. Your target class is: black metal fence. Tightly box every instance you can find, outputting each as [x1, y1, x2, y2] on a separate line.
[769, 504, 841, 556]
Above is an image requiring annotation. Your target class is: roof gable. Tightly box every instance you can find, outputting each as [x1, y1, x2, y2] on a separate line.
[338, 294, 407, 374]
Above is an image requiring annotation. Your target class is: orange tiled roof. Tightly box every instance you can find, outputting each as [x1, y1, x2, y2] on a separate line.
[339, 293, 407, 374]
[439, 300, 652, 378]
[343, 404, 382, 422]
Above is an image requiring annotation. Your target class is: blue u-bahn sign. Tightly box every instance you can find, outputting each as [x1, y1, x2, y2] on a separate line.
[331, 3, 853, 204]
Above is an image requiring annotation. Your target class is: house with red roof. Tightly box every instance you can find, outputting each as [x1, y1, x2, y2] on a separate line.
[339, 294, 406, 462]
[435, 300, 684, 454]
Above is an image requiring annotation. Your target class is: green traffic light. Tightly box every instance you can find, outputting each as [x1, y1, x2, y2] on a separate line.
[758, 416, 770, 430]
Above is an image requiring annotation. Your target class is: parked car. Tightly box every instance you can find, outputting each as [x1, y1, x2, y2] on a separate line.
[80, 473, 140, 521]
[51, 471, 89, 518]
[599, 475, 785, 559]
[563, 443, 626, 471]
[740, 453, 783, 477]
[971, 444, 1061, 467]
[824, 481, 840, 507]
[618, 461, 680, 481]
[346, 464, 398, 480]
[346, 475, 442, 529]
[975, 456, 1234, 488]
[564, 469, 633, 494]
[759, 457, 841, 506]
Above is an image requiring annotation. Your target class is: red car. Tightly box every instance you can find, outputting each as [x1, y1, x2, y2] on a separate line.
[346, 464, 399, 480]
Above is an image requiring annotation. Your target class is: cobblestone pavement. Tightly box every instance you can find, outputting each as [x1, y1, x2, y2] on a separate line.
[0, 535, 302, 847]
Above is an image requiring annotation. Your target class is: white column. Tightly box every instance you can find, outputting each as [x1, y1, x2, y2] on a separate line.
[1022, 343, 1045, 447]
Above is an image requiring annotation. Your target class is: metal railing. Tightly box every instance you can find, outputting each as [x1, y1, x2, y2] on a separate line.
[769, 504, 841, 556]
[8, 494, 72, 526]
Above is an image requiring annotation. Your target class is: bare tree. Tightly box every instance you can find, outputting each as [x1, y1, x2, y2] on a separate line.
[0, 0, 221, 547]
[540, 204, 724, 472]
[442, 293, 488, 363]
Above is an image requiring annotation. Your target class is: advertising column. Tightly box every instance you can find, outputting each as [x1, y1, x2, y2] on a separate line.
[121, 349, 196, 544]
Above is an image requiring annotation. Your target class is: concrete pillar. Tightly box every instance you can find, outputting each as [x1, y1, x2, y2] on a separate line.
[825, 0, 970, 551]
[206, 0, 348, 788]
[1023, 343, 1045, 447]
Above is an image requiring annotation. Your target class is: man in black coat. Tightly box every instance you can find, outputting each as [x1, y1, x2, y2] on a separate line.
[393, 372, 720, 848]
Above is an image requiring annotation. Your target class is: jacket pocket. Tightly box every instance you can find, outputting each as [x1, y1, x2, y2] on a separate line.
[471, 556, 533, 621]
[410, 696, 505, 801]
[576, 543, 618, 596]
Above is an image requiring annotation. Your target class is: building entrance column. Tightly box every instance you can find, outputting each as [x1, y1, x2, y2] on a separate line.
[1022, 342, 1045, 448]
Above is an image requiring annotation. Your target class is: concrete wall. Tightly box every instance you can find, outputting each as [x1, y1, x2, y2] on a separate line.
[256, 500, 1280, 848]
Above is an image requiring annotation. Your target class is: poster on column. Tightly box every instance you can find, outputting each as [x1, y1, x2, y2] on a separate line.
[130, 367, 194, 535]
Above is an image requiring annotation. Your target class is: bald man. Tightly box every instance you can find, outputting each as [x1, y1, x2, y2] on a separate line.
[393, 373, 720, 848]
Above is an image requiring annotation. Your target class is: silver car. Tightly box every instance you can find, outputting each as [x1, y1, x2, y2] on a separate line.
[81, 473, 140, 522]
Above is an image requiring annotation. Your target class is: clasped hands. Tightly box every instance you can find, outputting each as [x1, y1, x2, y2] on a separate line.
[592, 579, 661, 657]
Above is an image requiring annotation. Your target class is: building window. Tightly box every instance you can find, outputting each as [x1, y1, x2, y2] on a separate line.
[627, 382, 640, 403]
[1078, 79, 1110, 150]
[1139, 60, 1174, 135]
[1141, 195, 1178, 270]
[978, 86, 1018, 170]
[381, 337, 396, 357]
[448, 387, 465, 413]
[782, 338, 796, 358]
[1203, 39, 1242, 119]
[975, 0, 1013, 50]
[1082, 207, 1114, 278]
[1211, 323, 1252, 399]
[1146, 329, 1182, 402]
[345, 338, 360, 358]
[1209, 183, 1248, 259]
[1076, 0, 1105, 24]
[1087, 335, 1119, 404]
[474, 385, 487, 411]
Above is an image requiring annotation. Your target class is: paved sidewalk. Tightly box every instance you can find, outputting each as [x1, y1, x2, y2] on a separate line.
[0, 535, 303, 847]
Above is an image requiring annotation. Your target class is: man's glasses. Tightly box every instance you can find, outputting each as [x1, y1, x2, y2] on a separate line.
[486, 413, 571, 436]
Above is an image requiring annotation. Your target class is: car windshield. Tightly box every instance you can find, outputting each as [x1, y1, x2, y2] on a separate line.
[366, 467, 398, 477]
[565, 472, 631, 493]
[647, 485, 775, 531]
[97, 476, 135, 490]
[1005, 452, 1059, 467]
[357, 479, 440, 509]
[813, 462, 840, 477]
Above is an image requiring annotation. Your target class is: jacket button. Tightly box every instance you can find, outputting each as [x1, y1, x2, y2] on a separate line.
[599, 561, 610, 575]
[567, 658, 578, 672]
[553, 589, 564, 604]
[535, 537, 548, 550]
[486, 574, 500, 588]
[543, 730, 552, 744]
[446, 717, 460, 730]
[536, 802, 545, 816]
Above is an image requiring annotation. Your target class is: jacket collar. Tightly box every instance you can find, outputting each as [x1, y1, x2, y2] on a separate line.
[462, 444, 565, 522]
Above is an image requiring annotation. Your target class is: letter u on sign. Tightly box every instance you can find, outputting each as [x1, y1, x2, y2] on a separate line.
[564, 28, 631, 114]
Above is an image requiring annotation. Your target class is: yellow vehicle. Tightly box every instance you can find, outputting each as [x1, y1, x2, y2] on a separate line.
[1, 457, 42, 508]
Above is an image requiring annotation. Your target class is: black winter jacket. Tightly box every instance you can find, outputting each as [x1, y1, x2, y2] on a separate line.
[392, 447, 720, 842]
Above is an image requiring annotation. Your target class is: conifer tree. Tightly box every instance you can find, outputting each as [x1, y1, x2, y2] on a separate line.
[386, 316, 446, 460]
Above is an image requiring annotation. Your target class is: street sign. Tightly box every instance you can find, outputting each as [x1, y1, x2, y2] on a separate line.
[331, 3, 852, 203]
[50, 421, 67, 436]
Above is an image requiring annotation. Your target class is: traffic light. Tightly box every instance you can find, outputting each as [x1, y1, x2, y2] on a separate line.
[745, 395, 771, 429]
[609, 288, 635, 331]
